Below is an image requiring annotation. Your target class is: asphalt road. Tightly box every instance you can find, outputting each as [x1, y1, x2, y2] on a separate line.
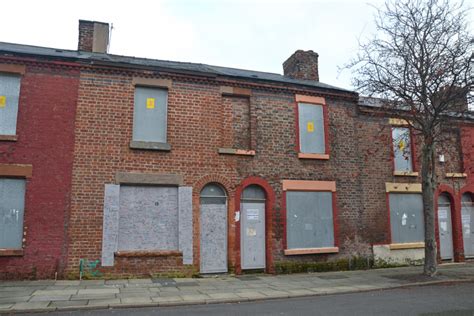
[16, 282, 474, 316]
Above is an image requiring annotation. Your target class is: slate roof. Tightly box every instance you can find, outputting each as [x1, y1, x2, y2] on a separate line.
[0, 41, 354, 94]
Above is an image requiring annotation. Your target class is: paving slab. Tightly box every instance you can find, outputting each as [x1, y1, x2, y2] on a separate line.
[236, 291, 268, 299]
[208, 293, 241, 300]
[0, 296, 30, 304]
[11, 301, 52, 311]
[120, 297, 152, 304]
[0, 286, 43, 292]
[79, 280, 105, 286]
[180, 294, 210, 301]
[70, 294, 117, 301]
[258, 290, 291, 298]
[87, 298, 121, 307]
[27, 281, 55, 286]
[33, 289, 78, 296]
[0, 303, 12, 311]
[30, 295, 71, 302]
[129, 279, 153, 285]
[55, 280, 81, 286]
[287, 289, 319, 296]
[0, 291, 34, 298]
[117, 293, 152, 299]
[151, 296, 183, 304]
[105, 279, 129, 285]
[78, 288, 119, 295]
[51, 300, 88, 308]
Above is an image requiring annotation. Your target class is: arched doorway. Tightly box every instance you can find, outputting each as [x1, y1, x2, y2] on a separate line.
[200, 184, 227, 273]
[240, 185, 266, 270]
[438, 193, 454, 260]
[461, 193, 474, 258]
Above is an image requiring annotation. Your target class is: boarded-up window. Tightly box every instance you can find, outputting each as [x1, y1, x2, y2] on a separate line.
[222, 96, 251, 149]
[392, 127, 413, 172]
[298, 103, 325, 154]
[0, 73, 21, 135]
[286, 191, 334, 249]
[389, 193, 424, 243]
[133, 87, 168, 143]
[0, 178, 26, 249]
[118, 186, 178, 251]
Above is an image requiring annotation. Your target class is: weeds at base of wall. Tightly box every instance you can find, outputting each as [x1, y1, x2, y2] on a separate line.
[275, 257, 375, 274]
[150, 266, 199, 279]
[65, 260, 197, 280]
[373, 258, 424, 268]
[273, 256, 422, 274]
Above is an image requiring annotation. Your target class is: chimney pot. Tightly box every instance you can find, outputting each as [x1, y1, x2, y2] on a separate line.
[283, 50, 319, 81]
[78, 20, 110, 53]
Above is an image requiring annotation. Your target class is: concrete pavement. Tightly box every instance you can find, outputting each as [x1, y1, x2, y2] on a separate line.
[1, 263, 474, 314]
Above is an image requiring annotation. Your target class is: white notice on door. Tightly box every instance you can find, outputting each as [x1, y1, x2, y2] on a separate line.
[247, 209, 259, 221]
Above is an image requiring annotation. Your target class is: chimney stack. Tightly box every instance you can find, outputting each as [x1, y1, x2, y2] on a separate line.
[283, 50, 319, 81]
[78, 20, 110, 53]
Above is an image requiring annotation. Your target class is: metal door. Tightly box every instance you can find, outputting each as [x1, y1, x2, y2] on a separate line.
[438, 194, 453, 260]
[461, 193, 474, 258]
[241, 185, 265, 270]
[200, 184, 227, 273]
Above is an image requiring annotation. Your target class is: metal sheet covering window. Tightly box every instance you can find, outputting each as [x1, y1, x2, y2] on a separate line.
[0, 73, 21, 135]
[389, 193, 424, 243]
[132, 86, 168, 143]
[0, 178, 26, 249]
[392, 127, 413, 172]
[298, 103, 325, 154]
[118, 186, 178, 251]
[286, 191, 334, 249]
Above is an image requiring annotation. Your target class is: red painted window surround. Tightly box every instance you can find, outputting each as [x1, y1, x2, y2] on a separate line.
[294, 95, 330, 159]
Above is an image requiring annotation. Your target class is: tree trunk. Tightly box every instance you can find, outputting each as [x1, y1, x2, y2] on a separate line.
[421, 137, 437, 276]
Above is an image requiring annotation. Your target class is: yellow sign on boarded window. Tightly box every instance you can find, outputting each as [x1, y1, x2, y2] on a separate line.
[307, 121, 314, 133]
[398, 139, 405, 151]
[0, 96, 5, 108]
[146, 98, 155, 109]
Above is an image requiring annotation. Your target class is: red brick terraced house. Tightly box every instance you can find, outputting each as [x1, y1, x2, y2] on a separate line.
[0, 44, 80, 279]
[0, 20, 473, 279]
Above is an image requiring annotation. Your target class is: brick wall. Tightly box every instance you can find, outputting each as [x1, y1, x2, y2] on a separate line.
[0, 61, 79, 279]
[78, 21, 94, 51]
[66, 70, 242, 277]
[65, 63, 472, 277]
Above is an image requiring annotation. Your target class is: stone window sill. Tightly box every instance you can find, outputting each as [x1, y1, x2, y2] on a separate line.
[298, 153, 329, 160]
[393, 171, 419, 177]
[389, 242, 425, 250]
[115, 250, 182, 258]
[0, 135, 17, 142]
[445, 173, 467, 178]
[284, 247, 339, 255]
[0, 249, 24, 256]
[129, 141, 171, 151]
[218, 148, 255, 156]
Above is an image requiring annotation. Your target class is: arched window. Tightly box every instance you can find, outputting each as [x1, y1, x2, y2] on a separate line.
[200, 183, 226, 205]
[438, 193, 451, 206]
[241, 185, 265, 202]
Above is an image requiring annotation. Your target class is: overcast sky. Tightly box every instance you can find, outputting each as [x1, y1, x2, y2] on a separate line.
[0, 0, 470, 90]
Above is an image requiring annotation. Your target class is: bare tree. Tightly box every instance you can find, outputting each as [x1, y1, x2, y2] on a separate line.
[348, 0, 472, 276]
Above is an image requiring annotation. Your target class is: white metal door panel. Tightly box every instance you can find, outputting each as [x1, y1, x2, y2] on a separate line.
[438, 205, 453, 260]
[241, 202, 265, 269]
[200, 204, 227, 273]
